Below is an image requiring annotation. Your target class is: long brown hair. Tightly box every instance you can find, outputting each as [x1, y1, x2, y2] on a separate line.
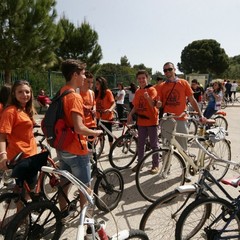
[10, 80, 36, 119]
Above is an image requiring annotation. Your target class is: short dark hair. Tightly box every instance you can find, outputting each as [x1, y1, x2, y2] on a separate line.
[136, 69, 149, 78]
[85, 71, 93, 79]
[191, 79, 198, 84]
[61, 59, 86, 82]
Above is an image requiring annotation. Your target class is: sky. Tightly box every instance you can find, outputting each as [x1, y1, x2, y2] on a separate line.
[55, 0, 240, 74]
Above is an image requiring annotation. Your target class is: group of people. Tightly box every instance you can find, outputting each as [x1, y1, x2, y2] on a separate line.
[0, 59, 237, 218]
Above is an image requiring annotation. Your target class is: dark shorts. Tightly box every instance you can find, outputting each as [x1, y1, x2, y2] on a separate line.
[11, 151, 49, 188]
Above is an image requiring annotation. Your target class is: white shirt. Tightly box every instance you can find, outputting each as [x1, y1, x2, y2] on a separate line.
[231, 83, 238, 92]
[116, 89, 125, 104]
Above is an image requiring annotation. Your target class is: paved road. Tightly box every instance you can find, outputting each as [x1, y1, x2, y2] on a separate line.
[36, 104, 240, 240]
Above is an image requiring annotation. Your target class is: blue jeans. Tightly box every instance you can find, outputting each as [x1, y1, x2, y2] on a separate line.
[57, 151, 91, 185]
[137, 125, 159, 168]
[203, 106, 217, 119]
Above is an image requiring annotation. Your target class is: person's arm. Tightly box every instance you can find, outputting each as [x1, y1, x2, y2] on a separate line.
[0, 133, 8, 170]
[127, 106, 136, 124]
[72, 112, 102, 137]
[188, 95, 204, 118]
[105, 101, 116, 113]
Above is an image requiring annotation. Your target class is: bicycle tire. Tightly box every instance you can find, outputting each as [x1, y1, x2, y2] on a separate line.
[175, 197, 240, 240]
[41, 172, 59, 200]
[109, 134, 137, 169]
[221, 98, 227, 109]
[5, 200, 63, 240]
[94, 168, 124, 212]
[136, 148, 186, 202]
[126, 229, 149, 239]
[139, 189, 209, 240]
[235, 96, 240, 104]
[187, 119, 198, 143]
[213, 115, 228, 130]
[0, 192, 26, 237]
[95, 134, 105, 159]
[205, 139, 231, 181]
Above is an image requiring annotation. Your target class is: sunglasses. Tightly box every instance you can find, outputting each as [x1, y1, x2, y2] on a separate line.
[163, 68, 173, 73]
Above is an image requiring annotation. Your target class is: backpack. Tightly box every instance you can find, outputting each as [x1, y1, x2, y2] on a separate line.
[41, 89, 75, 150]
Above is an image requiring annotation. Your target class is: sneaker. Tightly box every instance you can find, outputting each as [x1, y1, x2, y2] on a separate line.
[150, 167, 160, 174]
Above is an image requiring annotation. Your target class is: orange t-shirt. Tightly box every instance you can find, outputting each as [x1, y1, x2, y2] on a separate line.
[133, 86, 158, 126]
[61, 86, 88, 155]
[0, 103, 3, 119]
[156, 79, 193, 120]
[0, 105, 37, 160]
[96, 89, 115, 120]
[80, 90, 96, 128]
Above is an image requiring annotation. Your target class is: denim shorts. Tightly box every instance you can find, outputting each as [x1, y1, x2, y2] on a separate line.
[57, 151, 91, 185]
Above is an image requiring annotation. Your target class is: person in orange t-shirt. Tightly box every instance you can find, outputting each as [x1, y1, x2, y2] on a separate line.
[156, 62, 206, 181]
[0, 80, 48, 190]
[127, 70, 160, 174]
[58, 59, 102, 212]
[95, 77, 116, 149]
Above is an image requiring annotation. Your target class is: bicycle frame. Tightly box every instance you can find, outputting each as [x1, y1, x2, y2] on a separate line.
[160, 116, 229, 177]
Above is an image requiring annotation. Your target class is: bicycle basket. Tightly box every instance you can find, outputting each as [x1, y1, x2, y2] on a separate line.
[160, 118, 176, 142]
[206, 127, 226, 143]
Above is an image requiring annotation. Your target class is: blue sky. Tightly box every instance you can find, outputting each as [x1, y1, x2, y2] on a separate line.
[56, 0, 240, 74]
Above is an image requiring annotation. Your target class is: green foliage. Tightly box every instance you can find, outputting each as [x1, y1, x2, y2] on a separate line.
[96, 63, 137, 89]
[0, 0, 64, 83]
[133, 63, 152, 76]
[178, 39, 229, 75]
[56, 18, 103, 72]
[120, 56, 131, 67]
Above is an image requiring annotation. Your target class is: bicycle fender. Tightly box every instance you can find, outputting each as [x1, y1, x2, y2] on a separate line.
[176, 184, 197, 193]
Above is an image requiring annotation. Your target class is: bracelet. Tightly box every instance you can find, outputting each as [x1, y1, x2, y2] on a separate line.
[0, 151, 7, 156]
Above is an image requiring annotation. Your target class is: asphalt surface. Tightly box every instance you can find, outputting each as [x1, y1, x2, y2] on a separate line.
[35, 103, 240, 240]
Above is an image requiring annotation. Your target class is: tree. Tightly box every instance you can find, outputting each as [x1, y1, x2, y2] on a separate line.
[178, 39, 229, 76]
[0, 0, 64, 83]
[57, 18, 102, 72]
[133, 63, 152, 76]
[120, 55, 131, 67]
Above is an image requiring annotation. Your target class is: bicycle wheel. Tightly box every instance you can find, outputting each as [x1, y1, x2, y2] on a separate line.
[221, 98, 227, 109]
[187, 119, 198, 136]
[0, 192, 26, 238]
[5, 200, 63, 240]
[136, 149, 186, 202]
[205, 139, 231, 181]
[95, 134, 105, 159]
[139, 189, 209, 240]
[109, 134, 137, 169]
[213, 115, 228, 130]
[126, 229, 149, 239]
[175, 198, 240, 240]
[94, 168, 124, 212]
[234, 96, 240, 104]
[41, 172, 59, 200]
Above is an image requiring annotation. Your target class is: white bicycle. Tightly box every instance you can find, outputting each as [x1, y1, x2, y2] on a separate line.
[5, 166, 149, 240]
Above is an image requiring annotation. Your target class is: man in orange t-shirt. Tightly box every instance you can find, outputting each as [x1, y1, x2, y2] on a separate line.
[57, 59, 102, 212]
[128, 70, 160, 174]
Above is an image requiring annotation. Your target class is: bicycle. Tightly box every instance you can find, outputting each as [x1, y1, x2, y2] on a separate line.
[5, 166, 149, 240]
[95, 110, 135, 159]
[42, 137, 124, 213]
[0, 150, 58, 238]
[175, 165, 240, 239]
[221, 95, 240, 109]
[135, 112, 231, 202]
[139, 156, 240, 240]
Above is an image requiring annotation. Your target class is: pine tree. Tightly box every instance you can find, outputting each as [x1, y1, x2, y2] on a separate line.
[0, 0, 64, 83]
